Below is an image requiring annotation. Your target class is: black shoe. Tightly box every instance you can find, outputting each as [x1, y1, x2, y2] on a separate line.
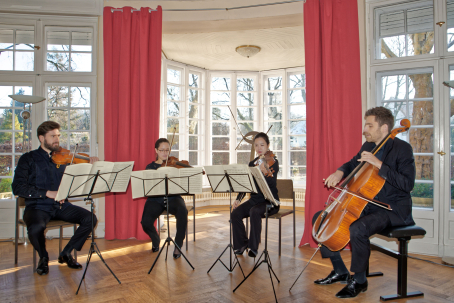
[58, 253, 82, 269]
[152, 246, 159, 253]
[36, 257, 49, 275]
[335, 278, 368, 298]
[173, 247, 181, 259]
[248, 249, 257, 258]
[314, 270, 350, 285]
[234, 245, 248, 255]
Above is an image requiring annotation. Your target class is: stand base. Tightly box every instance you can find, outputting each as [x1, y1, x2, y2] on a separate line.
[207, 243, 245, 277]
[380, 291, 424, 301]
[233, 250, 279, 302]
[148, 237, 194, 274]
[76, 241, 121, 295]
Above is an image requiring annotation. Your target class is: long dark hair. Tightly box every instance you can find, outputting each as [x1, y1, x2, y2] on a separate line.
[155, 138, 170, 160]
[254, 132, 270, 145]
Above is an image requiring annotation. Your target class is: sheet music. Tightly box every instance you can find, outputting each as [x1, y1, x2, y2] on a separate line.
[107, 161, 134, 192]
[204, 164, 256, 193]
[55, 163, 93, 201]
[204, 165, 229, 192]
[178, 167, 203, 194]
[249, 166, 280, 206]
[88, 161, 115, 194]
[130, 171, 146, 199]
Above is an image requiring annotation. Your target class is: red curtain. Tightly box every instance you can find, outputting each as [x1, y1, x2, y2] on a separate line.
[103, 6, 162, 240]
[300, 0, 363, 248]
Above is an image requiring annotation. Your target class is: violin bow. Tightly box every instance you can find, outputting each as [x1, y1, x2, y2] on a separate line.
[227, 105, 248, 151]
[70, 143, 79, 165]
[166, 126, 177, 167]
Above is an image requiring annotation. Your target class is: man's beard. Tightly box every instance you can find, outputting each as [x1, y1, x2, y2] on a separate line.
[43, 139, 60, 152]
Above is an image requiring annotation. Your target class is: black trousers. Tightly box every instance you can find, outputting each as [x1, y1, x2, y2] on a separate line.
[313, 204, 406, 273]
[23, 203, 96, 259]
[141, 196, 188, 249]
[231, 199, 279, 252]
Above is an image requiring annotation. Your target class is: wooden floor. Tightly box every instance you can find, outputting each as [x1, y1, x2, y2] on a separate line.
[1, 205, 453, 303]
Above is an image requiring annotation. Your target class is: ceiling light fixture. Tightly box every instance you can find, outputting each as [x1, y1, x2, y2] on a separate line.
[235, 45, 261, 58]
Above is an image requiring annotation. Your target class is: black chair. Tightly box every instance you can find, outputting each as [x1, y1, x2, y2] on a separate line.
[14, 197, 77, 272]
[246, 179, 296, 256]
[367, 225, 426, 301]
[157, 195, 195, 251]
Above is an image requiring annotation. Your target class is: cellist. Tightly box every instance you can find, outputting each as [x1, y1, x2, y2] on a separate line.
[313, 107, 416, 298]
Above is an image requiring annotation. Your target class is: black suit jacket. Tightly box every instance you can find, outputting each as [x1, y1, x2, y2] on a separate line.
[338, 137, 415, 226]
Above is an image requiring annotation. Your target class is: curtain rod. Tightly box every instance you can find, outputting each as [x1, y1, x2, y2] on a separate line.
[110, 0, 305, 13]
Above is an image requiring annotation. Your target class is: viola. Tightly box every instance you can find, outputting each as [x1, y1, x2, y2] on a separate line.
[254, 150, 276, 177]
[52, 147, 90, 166]
[312, 119, 411, 252]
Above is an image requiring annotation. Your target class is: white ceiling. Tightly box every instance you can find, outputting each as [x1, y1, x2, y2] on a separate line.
[107, 0, 305, 71]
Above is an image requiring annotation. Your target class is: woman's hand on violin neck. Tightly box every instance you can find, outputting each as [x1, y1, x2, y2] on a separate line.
[233, 200, 240, 209]
[357, 151, 382, 169]
[324, 170, 343, 188]
[89, 156, 99, 164]
[259, 161, 269, 175]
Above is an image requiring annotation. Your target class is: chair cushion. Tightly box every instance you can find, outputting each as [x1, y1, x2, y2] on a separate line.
[269, 209, 293, 219]
[378, 225, 426, 238]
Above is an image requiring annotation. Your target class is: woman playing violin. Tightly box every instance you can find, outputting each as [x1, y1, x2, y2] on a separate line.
[312, 107, 415, 299]
[231, 132, 280, 258]
[140, 138, 188, 259]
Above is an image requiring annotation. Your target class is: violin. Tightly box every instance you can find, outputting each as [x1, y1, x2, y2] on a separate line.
[162, 156, 192, 169]
[254, 150, 276, 177]
[51, 147, 90, 166]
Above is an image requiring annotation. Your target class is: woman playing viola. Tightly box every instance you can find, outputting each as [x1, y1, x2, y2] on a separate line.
[140, 138, 188, 259]
[231, 132, 280, 258]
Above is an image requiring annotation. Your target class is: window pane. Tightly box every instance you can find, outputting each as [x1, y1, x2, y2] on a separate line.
[267, 107, 282, 120]
[411, 182, 433, 208]
[290, 167, 306, 186]
[290, 136, 306, 149]
[0, 109, 12, 130]
[237, 137, 251, 150]
[71, 32, 92, 51]
[290, 121, 306, 135]
[70, 109, 90, 130]
[0, 51, 13, 71]
[189, 136, 198, 150]
[188, 104, 199, 119]
[237, 78, 254, 91]
[237, 152, 250, 164]
[290, 151, 306, 165]
[237, 93, 254, 106]
[212, 107, 230, 120]
[189, 73, 199, 88]
[48, 109, 68, 129]
[265, 92, 282, 105]
[48, 86, 69, 107]
[212, 122, 229, 135]
[167, 69, 181, 84]
[409, 102, 433, 125]
[188, 120, 198, 135]
[382, 75, 406, 100]
[167, 118, 179, 133]
[16, 30, 34, 50]
[189, 89, 199, 103]
[0, 155, 12, 176]
[167, 134, 179, 150]
[212, 137, 229, 150]
[71, 53, 92, 72]
[167, 101, 180, 117]
[289, 89, 306, 104]
[289, 74, 305, 88]
[0, 86, 13, 106]
[189, 152, 198, 165]
[47, 31, 70, 51]
[15, 52, 34, 71]
[289, 105, 306, 119]
[212, 152, 229, 165]
[16, 131, 31, 152]
[238, 122, 254, 135]
[47, 52, 70, 71]
[167, 85, 181, 101]
[70, 132, 90, 152]
[210, 92, 230, 105]
[237, 108, 254, 120]
[265, 122, 282, 135]
[270, 137, 282, 150]
[409, 73, 433, 98]
[0, 133, 12, 152]
[71, 87, 90, 107]
[211, 77, 230, 90]
[0, 29, 13, 49]
[266, 76, 282, 90]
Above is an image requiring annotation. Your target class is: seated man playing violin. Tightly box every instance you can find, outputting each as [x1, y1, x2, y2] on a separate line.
[313, 107, 415, 298]
[12, 121, 99, 275]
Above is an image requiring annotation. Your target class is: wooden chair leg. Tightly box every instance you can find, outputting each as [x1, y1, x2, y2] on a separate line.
[186, 216, 188, 251]
[193, 195, 196, 242]
[157, 217, 160, 236]
[33, 249, 37, 273]
[279, 218, 282, 256]
[59, 226, 63, 255]
[73, 224, 77, 261]
[15, 223, 19, 265]
[293, 193, 296, 247]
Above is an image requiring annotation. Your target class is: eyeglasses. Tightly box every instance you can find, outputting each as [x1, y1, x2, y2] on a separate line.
[158, 149, 170, 152]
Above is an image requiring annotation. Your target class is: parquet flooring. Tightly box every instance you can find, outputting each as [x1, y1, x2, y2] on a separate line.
[0, 205, 453, 302]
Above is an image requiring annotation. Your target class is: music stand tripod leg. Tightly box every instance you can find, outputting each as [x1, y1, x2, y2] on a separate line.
[232, 204, 279, 302]
[148, 181, 194, 274]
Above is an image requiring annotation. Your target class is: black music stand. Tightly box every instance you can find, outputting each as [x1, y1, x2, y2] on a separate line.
[206, 170, 255, 276]
[132, 172, 201, 273]
[58, 165, 133, 295]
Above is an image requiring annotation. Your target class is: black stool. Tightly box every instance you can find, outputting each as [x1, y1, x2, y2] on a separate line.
[367, 225, 426, 301]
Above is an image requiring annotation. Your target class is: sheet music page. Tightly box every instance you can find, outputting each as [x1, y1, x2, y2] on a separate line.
[55, 163, 93, 201]
[178, 167, 203, 194]
[144, 169, 165, 196]
[84, 161, 115, 194]
[157, 167, 185, 195]
[203, 165, 230, 192]
[108, 161, 135, 192]
[249, 166, 279, 206]
[225, 164, 257, 193]
[130, 171, 145, 199]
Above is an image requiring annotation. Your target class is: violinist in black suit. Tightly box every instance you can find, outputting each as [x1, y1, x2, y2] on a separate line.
[313, 107, 415, 298]
[231, 132, 280, 258]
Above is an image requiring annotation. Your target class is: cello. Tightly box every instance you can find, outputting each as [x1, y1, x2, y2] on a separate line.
[312, 119, 411, 252]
